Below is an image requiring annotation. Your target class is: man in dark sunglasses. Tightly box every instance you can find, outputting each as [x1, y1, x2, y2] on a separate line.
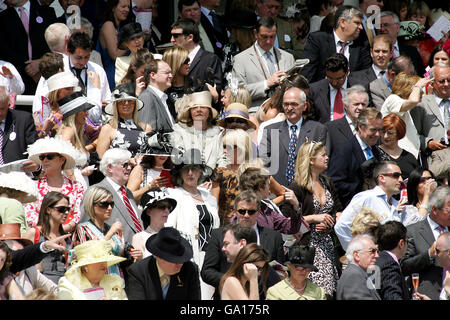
[335, 161, 405, 251]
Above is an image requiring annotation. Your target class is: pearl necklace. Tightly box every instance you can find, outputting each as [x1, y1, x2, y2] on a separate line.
[288, 279, 307, 292]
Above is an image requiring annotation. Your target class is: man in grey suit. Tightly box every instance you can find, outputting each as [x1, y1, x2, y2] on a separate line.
[337, 234, 381, 300]
[89, 148, 144, 245]
[138, 60, 175, 132]
[232, 16, 295, 113]
[413, 65, 450, 165]
[259, 87, 328, 187]
[400, 186, 450, 300]
[369, 55, 414, 110]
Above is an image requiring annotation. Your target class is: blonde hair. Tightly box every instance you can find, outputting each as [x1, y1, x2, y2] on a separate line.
[350, 207, 382, 237]
[59, 114, 87, 152]
[392, 72, 421, 99]
[236, 158, 265, 184]
[222, 129, 253, 164]
[108, 99, 139, 128]
[228, 85, 252, 107]
[294, 140, 327, 193]
[162, 47, 189, 85]
[83, 186, 113, 222]
[25, 288, 58, 300]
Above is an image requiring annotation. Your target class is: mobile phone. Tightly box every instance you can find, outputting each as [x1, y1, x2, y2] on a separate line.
[159, 169, 173, 188]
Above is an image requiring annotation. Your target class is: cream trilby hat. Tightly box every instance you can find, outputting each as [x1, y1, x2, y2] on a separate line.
[70, 240, 126, 269]
[27, 136, 78, 170]
[0, 171, 38, 203]
[47, 71, 79, 93]
[216, 102, 256, 130]
[177, 91, 218, 120]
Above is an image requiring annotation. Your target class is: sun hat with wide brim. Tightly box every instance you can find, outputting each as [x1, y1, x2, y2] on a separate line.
[0, 171, 38, 203]
[47, 71, 79, 93]
[27, 136, 78, 170]
[177, 91, 218, 121]
[0, 223, 33, 246]
[139, 187, 177, 228]
[69, 240, 126, 270]
[285, 244, 319, 272]
[398, 21, 426, 41]
[105, 82, 144, 115]
[118, 22, 146, 50]
[145, 227, 193, 264]
[216, 102, 256, 130]
[58, 91, 95, 119]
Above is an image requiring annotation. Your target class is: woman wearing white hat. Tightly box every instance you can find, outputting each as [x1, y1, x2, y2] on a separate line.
[23, 137, 85, 233]
[57, 240, 127, 300]
[96, 82, 152, 159]
[0, 171, 38, 234]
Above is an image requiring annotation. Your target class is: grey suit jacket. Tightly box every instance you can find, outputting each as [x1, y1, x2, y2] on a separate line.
[413, 95, 446, 150]
[232, 44, 295, 112]
[90, 178, 143, 244]
[400, 218, 443, 300]
[259, 119, 328, 186]
[138, 86, 174, 132]
[336, 262, 381, 300]
[369, 77, 391, 111]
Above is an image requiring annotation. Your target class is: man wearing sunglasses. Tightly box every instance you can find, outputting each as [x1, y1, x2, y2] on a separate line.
[201, 190, 284, 299]
[335, 161, 405, 251]
[82, 148, 143, 245]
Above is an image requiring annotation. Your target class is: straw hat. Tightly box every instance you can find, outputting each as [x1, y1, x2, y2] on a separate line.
[177, 91, 218, 121]
[58, 91, 95, 119]
[105, 82, 144, 115]
[69, 240, 126, 270]
[47, 71, 79, 93]
[216, 102, 256, 130]
[27, 136, 78, 170]
[0, 223, 33, 246]
[145, 227, 193, 264]
[0, 171, 38, 203]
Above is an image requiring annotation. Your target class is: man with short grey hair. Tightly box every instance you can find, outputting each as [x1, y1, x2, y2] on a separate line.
[337, 234, 381, 300]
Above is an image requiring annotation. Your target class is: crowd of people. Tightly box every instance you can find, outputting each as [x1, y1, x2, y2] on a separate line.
[0, 0, 449, 302]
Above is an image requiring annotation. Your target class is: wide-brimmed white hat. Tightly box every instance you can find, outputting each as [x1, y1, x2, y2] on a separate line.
[176, 91, 218, 121]
[27, 136, 78, 170]
[105, 82, 144, 115]
[0, 172, 38, 203]
[47, 71, 79, 93]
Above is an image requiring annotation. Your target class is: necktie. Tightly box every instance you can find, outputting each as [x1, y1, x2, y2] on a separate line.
[209, 10, 222, 34]
[392, 45, 399, 58]
[73, 68, 87, 95]
[364, 146, 373, 160]
[437, 225, 445, 235]
[120, 186, 143, 232]
[338, 40, 347, 55]
[161, 274, 170, 299]
[440, 99, 449, 145]
[365, 19, 374, 47]
[285, 124, 298, 185]
[333, 88, 344, 120]
[379, 70, 386, 78]
[0, 128, 4, 165]
[264, 51, 277, 76]
[18, 7, 32, 60]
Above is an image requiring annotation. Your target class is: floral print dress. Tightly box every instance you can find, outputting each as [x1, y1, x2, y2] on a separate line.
[110, 119, 146, 157]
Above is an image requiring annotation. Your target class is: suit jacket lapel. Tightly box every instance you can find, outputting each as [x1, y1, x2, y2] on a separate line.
[425, 95, 444, 126]
[2, 112, 14, 150]
[418, 219, 436, 248]
[298, 119, 312, 147]
[280, 121, 290, 153]
[352, 136, 366, 164]
[147, 87, 172, 128]
[348, 44, 359, 70]
[338, 117, 354, 139]
[189, 48, 203, 73]
[149, 257, 164, 299]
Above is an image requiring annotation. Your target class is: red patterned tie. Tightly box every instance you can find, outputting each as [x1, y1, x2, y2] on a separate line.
[120, 186, 142, 232]
[333, 88, 344, 120]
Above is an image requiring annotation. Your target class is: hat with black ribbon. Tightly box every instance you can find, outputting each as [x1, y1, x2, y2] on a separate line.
[58, 91, 95, 119]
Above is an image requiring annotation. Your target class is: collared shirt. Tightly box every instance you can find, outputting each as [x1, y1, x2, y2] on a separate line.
[382, 73, 392, 91]
[333, 31, 353, 61]
[0, 119, 5, 132]
[385, 250, 400, 265]
[355, 134, 372, 160]
[286, 118, 303, 139]
[427, 215, 448, 241]
[148, 84, 174, 125]
[156, 260, 170, 288]
[105, 176, 140, 220]
[188, 44, 201, 65]
[254, 41, 277, 90]
[433, 94, 449, 124]
[252, 223, 261, 245]
[372, 64, 386, 78]
[345, 115, 357, 135]
[329, 81, 348, 121]
[14, 0, 30, 18]
[335, 186, 401, 250]
[200, 6, 214, 26]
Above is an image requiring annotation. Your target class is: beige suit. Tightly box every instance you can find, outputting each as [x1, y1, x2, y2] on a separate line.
[369, 77, 391, 111]
[232, 43, 295, 113]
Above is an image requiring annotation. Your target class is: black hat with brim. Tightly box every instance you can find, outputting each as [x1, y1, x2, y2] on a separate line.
[285, 245, 319, 272]
[145, 227, 193, 263]
[118, 22, 145, 50]
[58, 91, 95, 119]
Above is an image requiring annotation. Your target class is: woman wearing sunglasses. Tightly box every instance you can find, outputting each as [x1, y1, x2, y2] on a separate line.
[72, 186, 128, 277]
[220, 243, 269, 300]
[267, 245, 326, 300]
[24, 137, 85, 234]
[23, 192, 72, 284]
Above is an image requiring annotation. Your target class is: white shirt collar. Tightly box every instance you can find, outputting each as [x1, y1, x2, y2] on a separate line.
[15, 0, 30, 16]
[355, 133, 370, 150]
[106, 176, 123, 193]
[148, 84, 166, 100]
[333, 30, 353, 48]
[372, 64, 386, 78]
[188, 44, 201, 62]
[286, 117, 303, 130]
[201, 6, 212, 16]
[255, 41, 274, 56]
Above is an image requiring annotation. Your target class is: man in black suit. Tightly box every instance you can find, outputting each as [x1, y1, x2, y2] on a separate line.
[301, 5, 372, 83]
[309, 53, 356, 124]
[400, 186, 450, 300]
[260, 87, 328, 187]
[376, 11, 425, 76]
[326, 84, 369, 157]
[201, 190, 283, 299]
[376, 221, 411, 300]
[170, 18, 223, 108]
[0, 0, 58, 95]
[126, 227, 201, 300]
[178, 0, 227, 61]
[328, 107, 382, 206]
[0, 86, 39, 173]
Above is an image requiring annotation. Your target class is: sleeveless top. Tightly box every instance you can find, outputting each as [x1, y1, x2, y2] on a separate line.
[38, 232, 72, 284]
[110, 118, 146, 156]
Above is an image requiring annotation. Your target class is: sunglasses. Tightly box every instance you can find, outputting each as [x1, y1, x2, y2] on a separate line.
[381, 172, 402, 179]
[237, 209, 258, 215]
[96, 201, 115, 209]
[171, 32, 184, 38]
[122, 162, 133, 169]
[419, 176, 433, 182]
[51, 206, 71, 213]
[183, 58, 190, 64]
[226, 118, 247, 124]
[256, 265, 265, 272]
[153, 202, 173, 211]
[361, 248, 379, 255]
[39, 153, 60, 161]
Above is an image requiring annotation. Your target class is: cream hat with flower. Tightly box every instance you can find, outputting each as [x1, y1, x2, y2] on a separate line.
[69, 240, 126, 270]
[26, 136, 78, 170]
[0, 171, 38, 203]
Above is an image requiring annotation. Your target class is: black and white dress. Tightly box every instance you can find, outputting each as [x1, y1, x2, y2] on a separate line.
[197, 204, 214, 251]
[308, 179, 339, 297]
[110, 119, 146, 156]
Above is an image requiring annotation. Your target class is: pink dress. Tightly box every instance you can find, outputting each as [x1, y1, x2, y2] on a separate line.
[24, 176, 85, 228]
